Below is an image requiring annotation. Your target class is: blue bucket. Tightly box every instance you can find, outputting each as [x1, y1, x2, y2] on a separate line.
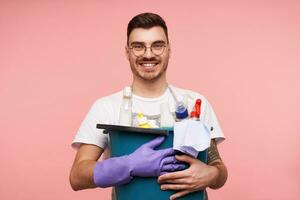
[98, 124, 207, 200]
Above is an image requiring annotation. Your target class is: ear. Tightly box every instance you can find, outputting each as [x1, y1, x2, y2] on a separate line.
[125, 45, 129, 60]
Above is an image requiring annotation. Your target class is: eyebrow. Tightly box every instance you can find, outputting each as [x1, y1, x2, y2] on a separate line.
[130, 40, 166, 45]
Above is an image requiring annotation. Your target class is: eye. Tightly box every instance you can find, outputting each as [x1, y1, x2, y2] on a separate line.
[152, 42, 165, 50]
[132, 44, 144, 51]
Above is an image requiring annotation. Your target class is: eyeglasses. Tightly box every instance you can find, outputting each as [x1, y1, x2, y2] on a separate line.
[128, 41, 167, 57]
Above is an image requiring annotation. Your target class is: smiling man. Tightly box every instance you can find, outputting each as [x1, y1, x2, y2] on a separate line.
[69, 13, 227, 200]
[127, 26, 169, 82]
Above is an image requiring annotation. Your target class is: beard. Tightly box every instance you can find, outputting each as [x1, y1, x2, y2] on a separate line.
[129, 56, 169, 81]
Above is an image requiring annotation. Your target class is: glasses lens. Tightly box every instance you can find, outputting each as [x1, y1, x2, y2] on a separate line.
[132, 44, 145, 57]
[151, 42, 165, 56]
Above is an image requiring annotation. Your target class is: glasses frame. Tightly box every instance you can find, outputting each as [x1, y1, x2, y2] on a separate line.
[128, 41, 168, 57]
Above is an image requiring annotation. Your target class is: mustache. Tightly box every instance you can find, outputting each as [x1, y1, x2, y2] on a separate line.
[137, 57, 159, 62]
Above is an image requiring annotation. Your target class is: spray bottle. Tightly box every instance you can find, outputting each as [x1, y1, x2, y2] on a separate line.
[119, 86, 132, 126]
[190, 99, 202, 120]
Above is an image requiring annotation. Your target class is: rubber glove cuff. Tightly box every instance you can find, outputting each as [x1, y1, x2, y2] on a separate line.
[93, 155, 133, 188]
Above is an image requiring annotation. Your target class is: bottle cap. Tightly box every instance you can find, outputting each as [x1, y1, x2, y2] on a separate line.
[123, 86, 132, 97]
[175, 102, 188, 119]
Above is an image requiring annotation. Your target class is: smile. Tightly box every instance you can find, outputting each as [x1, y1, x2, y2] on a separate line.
[138, 60, 160, 68]
[141, 63, 157, 67]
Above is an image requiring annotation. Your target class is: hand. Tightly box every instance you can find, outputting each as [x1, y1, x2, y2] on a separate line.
[157, 154, 219, 200]
[93, 136, 186, 188]
[130, 136, 186, 177]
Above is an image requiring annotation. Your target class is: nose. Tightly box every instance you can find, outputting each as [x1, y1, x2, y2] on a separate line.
[144, 47, 154, 58]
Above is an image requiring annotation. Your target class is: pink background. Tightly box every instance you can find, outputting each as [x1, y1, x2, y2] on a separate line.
[1, 1, 299, 199]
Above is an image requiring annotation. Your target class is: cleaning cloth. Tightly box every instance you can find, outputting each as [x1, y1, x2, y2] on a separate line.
[173, 119, 211, 158]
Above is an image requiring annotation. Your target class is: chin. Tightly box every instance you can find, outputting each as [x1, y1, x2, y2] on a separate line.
[138, 71, 164, 81]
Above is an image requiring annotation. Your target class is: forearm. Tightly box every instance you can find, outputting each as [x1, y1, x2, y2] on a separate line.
[207, 139, 228, 189]
[69, 160, 97, 191]
[209, 161, 228, 189]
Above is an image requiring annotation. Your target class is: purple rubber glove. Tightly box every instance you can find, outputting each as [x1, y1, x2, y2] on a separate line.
[129, 136, 185, 177]
[93, 136, 186, 188]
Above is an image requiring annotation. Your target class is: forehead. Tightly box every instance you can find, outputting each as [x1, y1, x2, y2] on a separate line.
[128, 26, 167, 44]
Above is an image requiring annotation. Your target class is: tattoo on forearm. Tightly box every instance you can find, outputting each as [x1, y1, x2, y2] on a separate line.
[207, 139, 221, 165]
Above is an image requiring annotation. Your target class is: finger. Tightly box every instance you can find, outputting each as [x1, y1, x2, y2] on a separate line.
[175, 154, 197, 164]
[159, 171, 168, 175]
[158, 177, 188, 184]
[170, 190, 191, 200]
[157, 170, 188, 183]
[160, 148, 176, 157]
[161, 183, 190, 191]
[160, 164, 187, 173]
[161, 156, 177, 165]
[145, 136, 165, 148]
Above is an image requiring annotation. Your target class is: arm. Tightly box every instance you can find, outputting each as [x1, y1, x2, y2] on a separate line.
[69, 144, 104, 191]
[70, 137, 186, 190]
[206, 139, 227, 189]
[157, 139, 228, 200]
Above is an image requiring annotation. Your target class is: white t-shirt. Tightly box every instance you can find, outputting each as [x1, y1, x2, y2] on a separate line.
[72, 85, 225, 150]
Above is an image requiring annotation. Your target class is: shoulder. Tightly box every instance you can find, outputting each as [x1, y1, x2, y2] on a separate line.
[86, 89, 123, 119]
[84, 89, 123, 124]
[93, 89, 123, 109]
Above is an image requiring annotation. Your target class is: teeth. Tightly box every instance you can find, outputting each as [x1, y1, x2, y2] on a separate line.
[141, 63, 156, 67]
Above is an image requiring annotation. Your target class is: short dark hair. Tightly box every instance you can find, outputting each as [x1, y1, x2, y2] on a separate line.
[127, 12, 169, 45]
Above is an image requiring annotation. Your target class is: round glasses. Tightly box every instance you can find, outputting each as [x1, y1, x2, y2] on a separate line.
[128, 41, 167, 57]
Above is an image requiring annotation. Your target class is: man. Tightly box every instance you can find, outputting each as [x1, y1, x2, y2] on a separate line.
[69, 12, 227, 200]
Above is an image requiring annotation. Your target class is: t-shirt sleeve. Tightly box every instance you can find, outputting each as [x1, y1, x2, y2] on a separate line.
[71, 99, 110, 149]
[201, 99, 225, 144]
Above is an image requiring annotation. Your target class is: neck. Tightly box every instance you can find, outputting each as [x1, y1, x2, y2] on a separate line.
[131, 76, 168, 98]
